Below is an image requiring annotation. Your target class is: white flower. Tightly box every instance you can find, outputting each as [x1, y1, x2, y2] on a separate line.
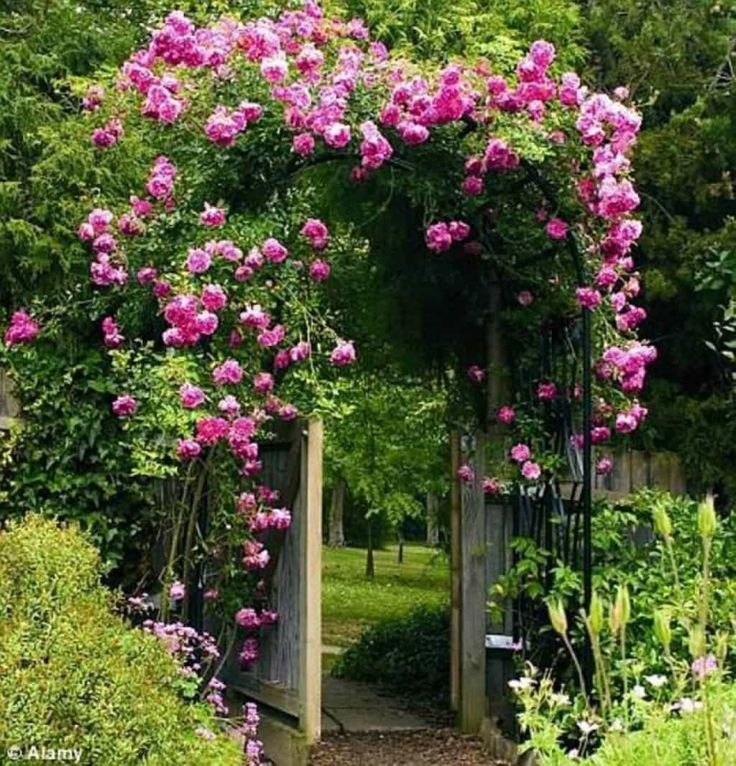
[550, 692, 571, 707]
[632, 684, 647, 699]
[508, 677, 536, 692]
[567, 749, 580, 760]
[610, 718, 624, 733]
[577, 720, 599, 736]
[644, 674, 667, 688]
[671, 697, 703, 714]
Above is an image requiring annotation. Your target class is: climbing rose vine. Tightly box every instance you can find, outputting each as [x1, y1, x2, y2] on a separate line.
[1, 0, 652, 752]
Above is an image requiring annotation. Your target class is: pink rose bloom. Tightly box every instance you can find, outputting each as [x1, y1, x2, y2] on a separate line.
[462, 176, 484, 196]
[212, 359, 244, 386]
[497, 406, 516, 425]
[398, 121, 429, 145]
[240, 304, 271, 330]
[218, 395, 241, 417]
[279, 403, 298, 421]
[537, 382, 557, 401]
[235, 608, 261, 629]
[4, 310, 40, 346]
[199, 203, 227, 228]
[330, 340, 356, 366]
[323, 122, 351, 149]
[510, 443, 531, 463]
[176, 438, 202, 460]
[112, 395, 138, 417]
[253, 372, 274, 394]
[482, 477, 502, 495]
[257, 324, 285, 348]
[546, 218, 569, 240]
[262, 238, 289, 263]
[467, 365, 486, 383]
[137, 266, 158, 285]
[425, 222, 452, 253]
[239, 637, 259, 664]
[289, 341, 311, 362]
[521, 461, 541, 480]
[196, 311, 219, 336]
[301, 218, 330, 251]
[169, 580, 186, 601]
[576, 287, 602, 311]
[201, 284, 227, 311]
[615, 412, 638, 434]
[293, 132, 316, 156]
[179, 383, 205, 409]
[457, 464, 474, 483]
[186, 248, 212, 274]
[309, 259, 331, 281]
[195, 416, 230, 445]
[517, 290, 534, 306]
[596, 457, 613, 475]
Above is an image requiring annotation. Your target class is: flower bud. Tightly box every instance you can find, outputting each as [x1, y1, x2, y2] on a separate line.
[697, 495, 717, 539]
[689, 625, 706, 660]
[652, 502, 672, 538]
[616, 585, 631, 627]
[588, 591, 605, 637]
[716, 631, 729, 665]
[548, 599, 568, 636]
[653, 609, 672, 651]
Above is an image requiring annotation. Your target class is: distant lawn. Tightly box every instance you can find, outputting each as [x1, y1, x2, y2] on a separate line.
[322, 543, 449, 648]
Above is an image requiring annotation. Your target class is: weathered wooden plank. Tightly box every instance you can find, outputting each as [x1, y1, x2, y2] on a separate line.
[630, 450, 650, 491]
[299, 419, 322, 743]
[0, 369, 19, 430]
[460, 432, 486, 733]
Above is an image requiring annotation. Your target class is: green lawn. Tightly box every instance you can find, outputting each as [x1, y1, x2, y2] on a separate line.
[322, 543, 449, 648]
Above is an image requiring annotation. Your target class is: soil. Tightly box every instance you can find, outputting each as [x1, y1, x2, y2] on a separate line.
[308, 728, 512, 766]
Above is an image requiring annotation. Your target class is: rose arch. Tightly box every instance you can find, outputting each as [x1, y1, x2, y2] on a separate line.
[2, 1, 653, 759]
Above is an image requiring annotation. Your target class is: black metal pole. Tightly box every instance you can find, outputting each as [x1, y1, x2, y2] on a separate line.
[581, 303, 593, 692]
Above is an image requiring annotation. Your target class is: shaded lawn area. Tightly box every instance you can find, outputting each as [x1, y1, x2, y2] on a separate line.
[322, 543, 449, 648]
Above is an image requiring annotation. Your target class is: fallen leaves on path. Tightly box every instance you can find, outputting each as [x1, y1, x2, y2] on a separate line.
[309, 728, 511, 766]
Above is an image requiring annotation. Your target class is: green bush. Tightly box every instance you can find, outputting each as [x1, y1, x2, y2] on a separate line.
[333, 604, 450, 707]
[0, 515, 242, 766]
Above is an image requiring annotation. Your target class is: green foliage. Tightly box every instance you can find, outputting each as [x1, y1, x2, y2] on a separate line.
[322, 543, 448, 646]
[333, 603, 450, 707]
[0, 514, 242, 766]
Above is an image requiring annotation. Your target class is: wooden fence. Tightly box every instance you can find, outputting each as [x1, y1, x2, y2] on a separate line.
[222, 419, 323, 745]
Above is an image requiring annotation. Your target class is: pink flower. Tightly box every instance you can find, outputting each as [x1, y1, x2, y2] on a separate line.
[4, 310, 40, 346]
[596, 457, 613, 475]
[457, 464, 474, 483]
[257, 324, 285, 348]
[330, 340, 356, 366]
[253, 372, 274, 394]
[180, 383, 205, 409]
[309, 259, 331, 281]
[576, 287, 602, 311]
[102, 316, 124, 348]
[467, 365, 485, 383]
[510, 443, 531, 463]
[517, 290, 534, 307]
[212, 359, 244, 386]
[235, 608, 261, 629]
[482, 477, 502, 495]
[497, 406, 516, 425]
[199, 203, 227, 228]
[218, 395, 241, 417]
[293, 132, 316, 156]
[239, 637, 259, 664]
[176, 438, 202, 460]
[546, 218, 569, 240]
[425, 222, 452, 253]
[324, 122, 351, 149]
[201, 284, 227, 311]
[691, 655, 718, 679]
[262, 238, 289, 263]
[169, 580, 186, 601]
[112, 395, 137, 417]
[186, 248, 212, 274]
[301, 219, 330, 251]
[195, 416, 230, 445]
[521, 461, 541, 480]
[537, 382, 557, 401]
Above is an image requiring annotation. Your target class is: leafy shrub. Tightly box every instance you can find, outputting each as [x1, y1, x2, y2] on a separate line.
[333, 604, 450, 706]
[0, 515, 242, 766]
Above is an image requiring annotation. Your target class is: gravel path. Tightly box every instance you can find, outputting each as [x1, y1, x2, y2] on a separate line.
[309, 728, 511, 766]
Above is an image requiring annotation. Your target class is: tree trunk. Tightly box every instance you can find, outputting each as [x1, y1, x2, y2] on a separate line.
[426, 490, 440, 545]
[328, 478, 346, 548]
[398, 529, 404, 564]
[365, 522, 375, 580]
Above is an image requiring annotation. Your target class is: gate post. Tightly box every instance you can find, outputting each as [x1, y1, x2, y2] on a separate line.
[299, 419, 323, 743]
[459, 432, 487, 732]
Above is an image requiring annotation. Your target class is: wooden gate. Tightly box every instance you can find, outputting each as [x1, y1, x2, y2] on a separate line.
[223, 418, 323, 744]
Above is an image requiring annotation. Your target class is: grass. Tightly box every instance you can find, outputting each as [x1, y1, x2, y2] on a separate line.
[322, 543, 449, 648]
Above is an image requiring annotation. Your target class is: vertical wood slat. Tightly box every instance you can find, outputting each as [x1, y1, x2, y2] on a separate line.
[299, 419, 322, 743]
[460, 433, 486, 733]
[0, 369, 19, 430]
[449, 431, 462, 713]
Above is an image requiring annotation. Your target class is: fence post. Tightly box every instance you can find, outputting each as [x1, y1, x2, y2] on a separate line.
[299, 419, 322, 743]
[459, 432, 487, 732]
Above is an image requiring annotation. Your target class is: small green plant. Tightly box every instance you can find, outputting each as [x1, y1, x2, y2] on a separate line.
[0, 515, 243, 766]
[333, 604, 450, 708]
[512, 495, 735, 764]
